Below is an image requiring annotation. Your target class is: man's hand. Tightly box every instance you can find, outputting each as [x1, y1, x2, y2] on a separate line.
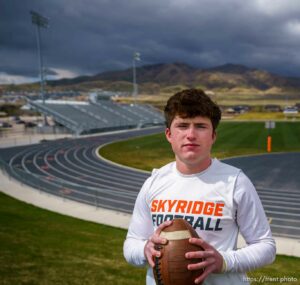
[144, 220, 173, 267]
[185, 238, 224, 284]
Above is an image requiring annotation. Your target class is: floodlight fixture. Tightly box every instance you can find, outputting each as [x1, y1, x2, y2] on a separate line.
[30, 10, 49, 28]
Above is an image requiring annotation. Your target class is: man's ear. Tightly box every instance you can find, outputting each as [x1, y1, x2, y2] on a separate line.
[212, 131, 217, 144]
[165, 128, 172, 143]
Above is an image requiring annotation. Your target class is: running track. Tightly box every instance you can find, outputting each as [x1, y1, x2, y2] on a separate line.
[0, 127, 299, 239]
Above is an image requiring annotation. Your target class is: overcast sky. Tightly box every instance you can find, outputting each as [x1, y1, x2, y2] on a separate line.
[1, 0, 300, 84]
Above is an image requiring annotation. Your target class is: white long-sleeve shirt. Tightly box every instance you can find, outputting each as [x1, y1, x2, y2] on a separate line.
[123, 159, 276, 285]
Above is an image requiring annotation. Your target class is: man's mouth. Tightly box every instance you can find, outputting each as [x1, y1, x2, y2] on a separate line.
[182, 143, 200, 148]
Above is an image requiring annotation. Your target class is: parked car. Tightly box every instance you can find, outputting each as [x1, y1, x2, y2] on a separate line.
[0, 122, 12, 128]
[25, 121, 37, 128]
[283, 107, 298, 115]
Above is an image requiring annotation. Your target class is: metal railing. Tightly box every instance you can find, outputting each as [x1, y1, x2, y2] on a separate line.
[0, 158, 134, 213]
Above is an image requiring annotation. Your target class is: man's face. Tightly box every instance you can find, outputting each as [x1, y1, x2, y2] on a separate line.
[165, 115, 216, 173]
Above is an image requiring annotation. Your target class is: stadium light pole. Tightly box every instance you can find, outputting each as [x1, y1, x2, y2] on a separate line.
[132, 52, 141, 104]
[30, 10, 49, 125]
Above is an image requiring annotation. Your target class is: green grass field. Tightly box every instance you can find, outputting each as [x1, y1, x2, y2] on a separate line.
[0, 192, 299, 285]
[0, 192, 146, 285]
[99, 121, 300, 171]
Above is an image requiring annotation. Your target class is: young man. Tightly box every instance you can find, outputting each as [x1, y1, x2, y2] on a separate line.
[123, 89, 276, 285]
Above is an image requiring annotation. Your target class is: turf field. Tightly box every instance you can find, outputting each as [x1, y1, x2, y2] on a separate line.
[99, 121, 300, 171]
[0, 192, 299, 285]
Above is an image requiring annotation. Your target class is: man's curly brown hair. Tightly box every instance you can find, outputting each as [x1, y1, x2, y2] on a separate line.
[164, 89, 221, 131]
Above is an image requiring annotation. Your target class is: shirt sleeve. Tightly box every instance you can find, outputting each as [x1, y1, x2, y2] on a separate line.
[220, 171, 276, 272]
[123, 176, 154, 267]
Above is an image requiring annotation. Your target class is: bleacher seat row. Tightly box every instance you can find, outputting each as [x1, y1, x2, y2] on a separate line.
[29, 99, 164, 135]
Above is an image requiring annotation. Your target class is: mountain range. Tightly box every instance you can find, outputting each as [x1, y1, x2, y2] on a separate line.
[46, 62, 300, 94]
[4, 63, 300, 94]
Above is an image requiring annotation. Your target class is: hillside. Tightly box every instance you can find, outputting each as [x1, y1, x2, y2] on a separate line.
[47, 62, 300, 92]
[3, 62, 300, 94]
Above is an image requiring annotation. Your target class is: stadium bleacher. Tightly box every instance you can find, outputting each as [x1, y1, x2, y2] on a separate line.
[29, 96, 164, 135]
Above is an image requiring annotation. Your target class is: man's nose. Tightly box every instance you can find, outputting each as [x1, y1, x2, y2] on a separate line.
[186, 126, 196, 139]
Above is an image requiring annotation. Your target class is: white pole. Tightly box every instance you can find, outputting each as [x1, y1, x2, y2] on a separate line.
[30, 10, 49, 126]
[132, 57, 137, 104]
[132, 52, 140, 105]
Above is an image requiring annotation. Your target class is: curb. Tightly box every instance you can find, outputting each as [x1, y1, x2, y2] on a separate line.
[0, 171, 131, 230]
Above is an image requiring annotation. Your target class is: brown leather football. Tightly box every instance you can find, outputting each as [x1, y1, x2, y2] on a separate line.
[153, 219, 204, 285]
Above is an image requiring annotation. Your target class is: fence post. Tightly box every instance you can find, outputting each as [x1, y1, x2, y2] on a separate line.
[267, 135, 272, 153]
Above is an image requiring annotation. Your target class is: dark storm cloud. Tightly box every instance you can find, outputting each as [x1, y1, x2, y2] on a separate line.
[1, 0, 300, 83]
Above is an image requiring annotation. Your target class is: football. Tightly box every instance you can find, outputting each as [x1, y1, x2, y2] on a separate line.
[153, 218, 204, 285]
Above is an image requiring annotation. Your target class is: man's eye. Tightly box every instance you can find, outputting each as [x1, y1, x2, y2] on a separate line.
[178, 124, 188, 128]
[196, 124, 206, 129]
